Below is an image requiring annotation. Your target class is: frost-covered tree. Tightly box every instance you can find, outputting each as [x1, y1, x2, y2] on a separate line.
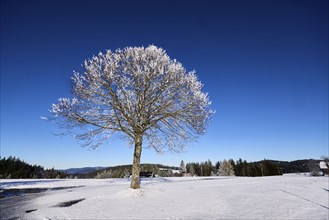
[218, 159, 235, 176]
[95, 170, 112, 179]
[188, 165, 195, 176]
[48, 45, 213, 189]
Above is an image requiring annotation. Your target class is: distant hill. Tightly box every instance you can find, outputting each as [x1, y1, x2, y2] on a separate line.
[61, 160, 322, 177]
[61, 167, 108, 175]
[78, 164, 180, 178]
[263, 159, 320, 173]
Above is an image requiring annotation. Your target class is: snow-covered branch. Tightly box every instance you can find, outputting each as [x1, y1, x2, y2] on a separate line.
[49, 45, 214, 151]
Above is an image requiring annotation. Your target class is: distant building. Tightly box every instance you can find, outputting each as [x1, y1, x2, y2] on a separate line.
[319, 161, 328, 175]
[159, 168, 180, 174]
[128, 172, 155, 178]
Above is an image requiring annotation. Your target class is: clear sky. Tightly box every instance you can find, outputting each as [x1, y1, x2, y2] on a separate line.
[1, 0, 328, 169]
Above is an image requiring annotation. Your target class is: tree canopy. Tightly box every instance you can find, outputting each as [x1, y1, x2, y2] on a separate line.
[49, 45, 213, 188]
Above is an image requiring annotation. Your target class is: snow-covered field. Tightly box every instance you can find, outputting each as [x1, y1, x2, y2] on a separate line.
[1, 175, 328, 219]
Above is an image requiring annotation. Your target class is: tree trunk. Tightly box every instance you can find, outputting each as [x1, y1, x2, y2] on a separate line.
[130, 135, 142, 189]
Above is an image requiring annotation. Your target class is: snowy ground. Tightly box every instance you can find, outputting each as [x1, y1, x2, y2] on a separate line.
[1, 175, 328, 219]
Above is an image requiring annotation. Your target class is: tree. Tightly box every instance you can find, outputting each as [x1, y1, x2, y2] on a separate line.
[48, 45, 213, 189]
[180, 160, 186, 173]
[308, 159, 321, 176]
[188, 164, 195, 176]
[228, 159, 236, 173]
[218, 159, 235, 176]
[200, 160, 212, 176]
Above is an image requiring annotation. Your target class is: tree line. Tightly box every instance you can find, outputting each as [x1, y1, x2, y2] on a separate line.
[185, 159, 283, 177]
[90, 158, 284, 178]
[92, 163, 180, 179]
[0, 156, 68, 179]
[2, 156, 325, 179]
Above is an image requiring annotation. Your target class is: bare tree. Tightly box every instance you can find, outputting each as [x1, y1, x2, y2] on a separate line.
[48, 45, 213, 189]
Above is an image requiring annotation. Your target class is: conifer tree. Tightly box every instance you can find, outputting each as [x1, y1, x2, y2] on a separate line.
[189, 165, 195, 176]
[180, 160, 186, 173]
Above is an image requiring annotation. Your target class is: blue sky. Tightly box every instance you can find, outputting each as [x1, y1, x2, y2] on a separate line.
[1, 0, 328, 169]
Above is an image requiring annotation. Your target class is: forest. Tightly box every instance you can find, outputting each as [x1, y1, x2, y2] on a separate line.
[1, 156, 322, 179]
[0, 156, 67, 179]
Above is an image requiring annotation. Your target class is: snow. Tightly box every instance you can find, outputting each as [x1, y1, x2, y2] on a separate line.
[320, 161, 328, 169]
[1, 176, 328, 219]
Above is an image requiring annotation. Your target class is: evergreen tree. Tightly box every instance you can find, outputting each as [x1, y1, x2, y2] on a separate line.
[215, 161, 220, 171]
[180, 160, 186, 173]
[0, 156, 68, 179]
[308, 160, 321, 176]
